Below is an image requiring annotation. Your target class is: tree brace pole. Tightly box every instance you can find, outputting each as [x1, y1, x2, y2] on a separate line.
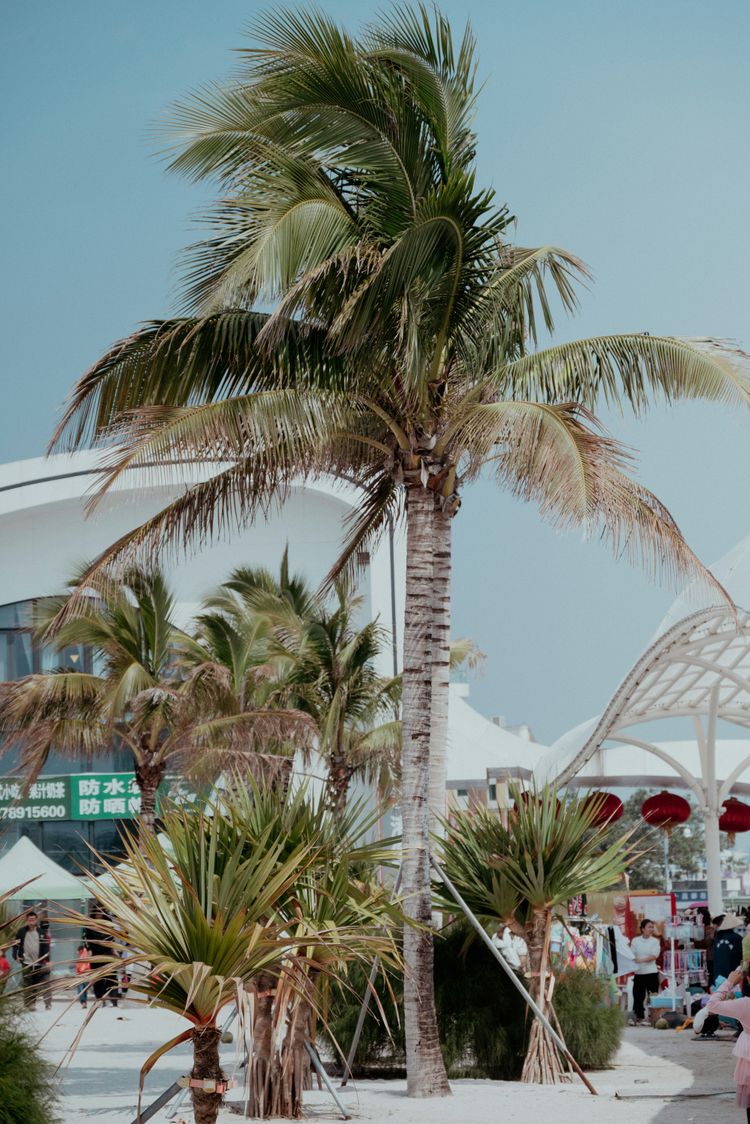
[340, 868, 402, 1089]
[430, 856, 597, 1096]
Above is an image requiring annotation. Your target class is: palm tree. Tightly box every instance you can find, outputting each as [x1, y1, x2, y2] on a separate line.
[438, 787, 637, 1084]
[191, 559, 400, 809]
[176, 584, 306, 791]
[47, 5, 750, 1095]
[0, 566, 308, 838]
[284, 580, 401, 811]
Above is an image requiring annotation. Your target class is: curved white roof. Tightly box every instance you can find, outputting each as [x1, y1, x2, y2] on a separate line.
[537, 532, 750, 796]
[0, 454, 404, 645]
[653, 533, 750, 640]
[447, 683, 545, 784]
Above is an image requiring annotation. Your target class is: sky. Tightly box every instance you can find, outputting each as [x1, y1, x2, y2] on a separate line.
[2, 0, 750, 744]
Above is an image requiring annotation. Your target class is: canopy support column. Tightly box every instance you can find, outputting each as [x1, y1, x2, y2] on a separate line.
[705, 803, 723, 918]
[704, 688, 723, 918]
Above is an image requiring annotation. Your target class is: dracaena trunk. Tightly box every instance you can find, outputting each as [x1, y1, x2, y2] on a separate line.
[190, 1025, 224, 1124]
[521, 910, 567, 1084]
[247, 971, 275, 1117]
[401, 485, 450, 1098]
[269, 982, 314, 1118]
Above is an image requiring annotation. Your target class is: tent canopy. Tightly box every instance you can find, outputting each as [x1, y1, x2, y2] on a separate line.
[0, 836, 91, 900]
[447, 683, 545, 784]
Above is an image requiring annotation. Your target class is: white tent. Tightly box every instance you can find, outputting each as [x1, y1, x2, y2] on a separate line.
[447, 683, 546, 785]
[0, 836, 91, 900]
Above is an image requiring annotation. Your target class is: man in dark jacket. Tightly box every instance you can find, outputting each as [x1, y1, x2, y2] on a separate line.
[13, 910, 51, 1009]
[697, 912, 745, 1039]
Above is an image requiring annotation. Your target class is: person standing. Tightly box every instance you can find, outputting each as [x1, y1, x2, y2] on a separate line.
[12, 911, 50, 1010]
[75, 944, 91, 1008]
[715, 913, 745, 983]
[631, 918, 661, 1024]
[83, 908, 119, 1007]
[0, 949, 10, 994]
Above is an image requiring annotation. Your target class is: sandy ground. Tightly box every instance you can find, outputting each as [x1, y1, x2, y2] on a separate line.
[26, 1000, 745, 1123]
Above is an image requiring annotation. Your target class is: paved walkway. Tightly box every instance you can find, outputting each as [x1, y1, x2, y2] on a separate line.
[29, 1003, 744, 1123]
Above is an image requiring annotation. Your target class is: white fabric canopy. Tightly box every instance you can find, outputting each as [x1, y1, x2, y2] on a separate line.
[0, 836, 91, 900]
[447, 683, 545, 784]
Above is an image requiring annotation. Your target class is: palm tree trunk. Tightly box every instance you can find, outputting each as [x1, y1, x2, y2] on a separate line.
[429, 505, 451, 832]
[134, 758, 164, 841]
[326, 752, 354, 813]
[190, 1025, 224, 1124]
[401, 485, 450, 1098]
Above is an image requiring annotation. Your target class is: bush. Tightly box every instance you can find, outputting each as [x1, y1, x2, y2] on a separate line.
[554, 969, 624, 1069]
[322, 922, 529, 1079]
[434, 923, 529, 1078]
[0, 997, 59, 1124]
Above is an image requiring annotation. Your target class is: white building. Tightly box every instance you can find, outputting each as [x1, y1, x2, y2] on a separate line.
[0, 451, 520, 868]
[0, 452, 405, 868]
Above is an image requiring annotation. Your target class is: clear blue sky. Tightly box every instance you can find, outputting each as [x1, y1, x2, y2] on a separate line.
[2, 0, 749, 742]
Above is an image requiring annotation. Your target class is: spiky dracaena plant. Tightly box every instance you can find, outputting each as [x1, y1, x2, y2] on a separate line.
[437, 786, 637, 1083]
[62, 784, 401, 1123]
[48, 4, 748, 1095]
[218, 779, 402, 1117]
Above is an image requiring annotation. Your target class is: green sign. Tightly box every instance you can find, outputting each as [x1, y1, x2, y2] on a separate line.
[0, 777, 71, 823]
[0, 772, 190, 822]
[70, 773, 145, 820]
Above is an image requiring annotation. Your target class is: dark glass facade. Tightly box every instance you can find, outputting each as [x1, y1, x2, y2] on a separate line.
[0, 598, 132, 871]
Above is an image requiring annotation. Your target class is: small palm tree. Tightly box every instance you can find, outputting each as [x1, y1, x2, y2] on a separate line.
[0, 566, 309, 837]
[69, 799, 315, 1124]
[286, 581, 401, 811]
[438, 787, 637, 1084]
[220, 778, 401, 1116]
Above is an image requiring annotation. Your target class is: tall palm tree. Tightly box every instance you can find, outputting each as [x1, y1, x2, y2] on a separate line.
[0, 566, 307, 837]
[48, 5, 749, 1095]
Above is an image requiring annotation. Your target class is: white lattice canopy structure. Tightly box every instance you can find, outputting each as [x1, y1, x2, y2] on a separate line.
[537, 536, 750, 915]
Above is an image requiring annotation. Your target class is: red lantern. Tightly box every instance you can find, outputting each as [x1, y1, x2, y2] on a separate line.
[641, 791, 691, 836]
[719, 798, 750, 846]
[584, 791, 624, 828]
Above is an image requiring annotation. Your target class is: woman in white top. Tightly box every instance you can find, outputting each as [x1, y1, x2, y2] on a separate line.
[630, 918, 661, 1023]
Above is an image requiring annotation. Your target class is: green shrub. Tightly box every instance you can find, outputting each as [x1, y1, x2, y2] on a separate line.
[322, 922, 529, 1079]
[0, 997, 59, 1124]
[554, 969, 624, 1069]
[434, 923, 529, 1078]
